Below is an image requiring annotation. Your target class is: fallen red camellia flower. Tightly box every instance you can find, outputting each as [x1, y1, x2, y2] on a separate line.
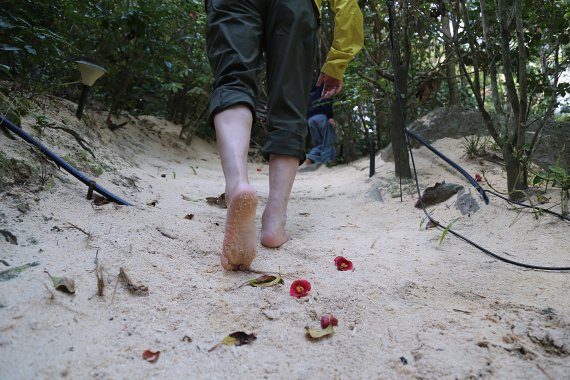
[290, 279, 311, 298]
[475, 173, 483, 182]
[142, 349, 160, 363]
[320, 315, 339, 328]
[334, 256, 353, 271]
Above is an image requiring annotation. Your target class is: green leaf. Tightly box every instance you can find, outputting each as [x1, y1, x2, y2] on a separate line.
[438, 218, 460, 245]
[306, 324, 334, 339]
[23, 45, 36, 55]
[548, 165, 566, 176]
[0, 44, 20, 52]
[533, 173, 547, 186]
[0, 19, 17, 29]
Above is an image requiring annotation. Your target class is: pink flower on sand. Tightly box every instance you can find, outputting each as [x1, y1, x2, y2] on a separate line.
[290, 279, 311, 298]
[320, 315, 339, 328]
[334, 256, 353, 271]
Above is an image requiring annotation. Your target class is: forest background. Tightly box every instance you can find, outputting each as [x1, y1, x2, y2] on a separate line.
[1, 0, 569, 199]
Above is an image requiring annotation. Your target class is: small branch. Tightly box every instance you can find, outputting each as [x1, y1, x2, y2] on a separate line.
[44, 124, 96, 159]
[63, 222, 90, 236]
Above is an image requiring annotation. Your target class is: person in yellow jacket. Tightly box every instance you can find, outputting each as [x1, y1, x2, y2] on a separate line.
[205, 0, 363, 271]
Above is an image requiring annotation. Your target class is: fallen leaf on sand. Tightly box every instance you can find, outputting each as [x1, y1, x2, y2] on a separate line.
[0, 262, 40, 282]
[306, 324, 334, 339]
[45, 270, 75, 293]
[93, 195, 111, 206]
[208, 331, 257, 352]
[206, 193, 227, 208]
[415, 181, 464, 208]
[142, 349, 160, 363]
[242, 274, 284, 288]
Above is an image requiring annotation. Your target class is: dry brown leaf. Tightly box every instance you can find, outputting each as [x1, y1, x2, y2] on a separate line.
[208, 331, 256, 352]
[206, 193, 227, 208]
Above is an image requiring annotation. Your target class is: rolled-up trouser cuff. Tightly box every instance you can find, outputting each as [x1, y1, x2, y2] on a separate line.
[207, 86, 256, 127]
[262, 126, 307, 162]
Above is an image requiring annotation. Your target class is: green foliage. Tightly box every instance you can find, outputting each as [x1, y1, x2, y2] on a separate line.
[1, 0, 211, 134]
[32, 115, 50, 136]
[532, 164, 570, 215]
[532, 165, 569, 191]
[1, 0, 568, 168]
[461, 135, 489, 159]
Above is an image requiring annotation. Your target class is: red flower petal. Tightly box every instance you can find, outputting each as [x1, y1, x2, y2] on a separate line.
[142, 349, 160, 363]
[290, 279, 311, 298]
[334, 256, 353, 271]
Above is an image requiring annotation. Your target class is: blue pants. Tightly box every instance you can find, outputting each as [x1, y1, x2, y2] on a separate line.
[306, 114, 336, 164]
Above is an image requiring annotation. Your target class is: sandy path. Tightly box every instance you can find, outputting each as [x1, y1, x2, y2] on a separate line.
[1, 108, 569, 379]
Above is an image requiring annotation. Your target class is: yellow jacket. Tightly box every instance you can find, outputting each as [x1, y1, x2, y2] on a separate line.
[313, 0, 364, 80]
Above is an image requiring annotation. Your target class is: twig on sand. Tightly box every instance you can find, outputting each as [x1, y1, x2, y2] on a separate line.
[63, 222, 90, 236]
[45, 124, 96, 159]
[96, 265, 105, 297]
[537, 364, 555, 380]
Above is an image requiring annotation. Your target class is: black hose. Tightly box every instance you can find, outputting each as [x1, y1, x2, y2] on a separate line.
[1, 117, 132, 206]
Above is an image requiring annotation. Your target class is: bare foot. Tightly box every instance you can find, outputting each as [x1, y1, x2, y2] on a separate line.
[221, 185, 258, 271]
[260, 208, 288, 248]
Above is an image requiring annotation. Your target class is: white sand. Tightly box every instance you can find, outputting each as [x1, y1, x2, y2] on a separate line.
[1, 97, 569, 379]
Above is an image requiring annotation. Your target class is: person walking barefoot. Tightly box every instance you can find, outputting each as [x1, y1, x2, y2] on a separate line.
[205, 0, 363, 270]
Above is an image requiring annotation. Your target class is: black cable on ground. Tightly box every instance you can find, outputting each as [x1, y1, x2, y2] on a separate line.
[1, 116, 132, 206]
[385, 1, 569, 271]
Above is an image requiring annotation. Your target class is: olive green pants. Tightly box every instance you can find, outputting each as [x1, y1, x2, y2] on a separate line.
[206, 0, 316, 160]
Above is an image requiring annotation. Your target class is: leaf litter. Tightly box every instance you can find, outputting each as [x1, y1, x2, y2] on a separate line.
[208, 332, 257, 352]
[240, 273, 285, 288]
[44, 270, 75, 293]
[306, 324, 334, 340]
[0, 262, 40, 282]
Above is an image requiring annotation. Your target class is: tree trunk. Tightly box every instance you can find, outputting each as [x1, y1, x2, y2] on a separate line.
[442, 0, 459, 105]
[479, 0, 504, 118]
[503, 142, 524, 199]
[497, 0, 526, 197]
[387, 1, 411, 179]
